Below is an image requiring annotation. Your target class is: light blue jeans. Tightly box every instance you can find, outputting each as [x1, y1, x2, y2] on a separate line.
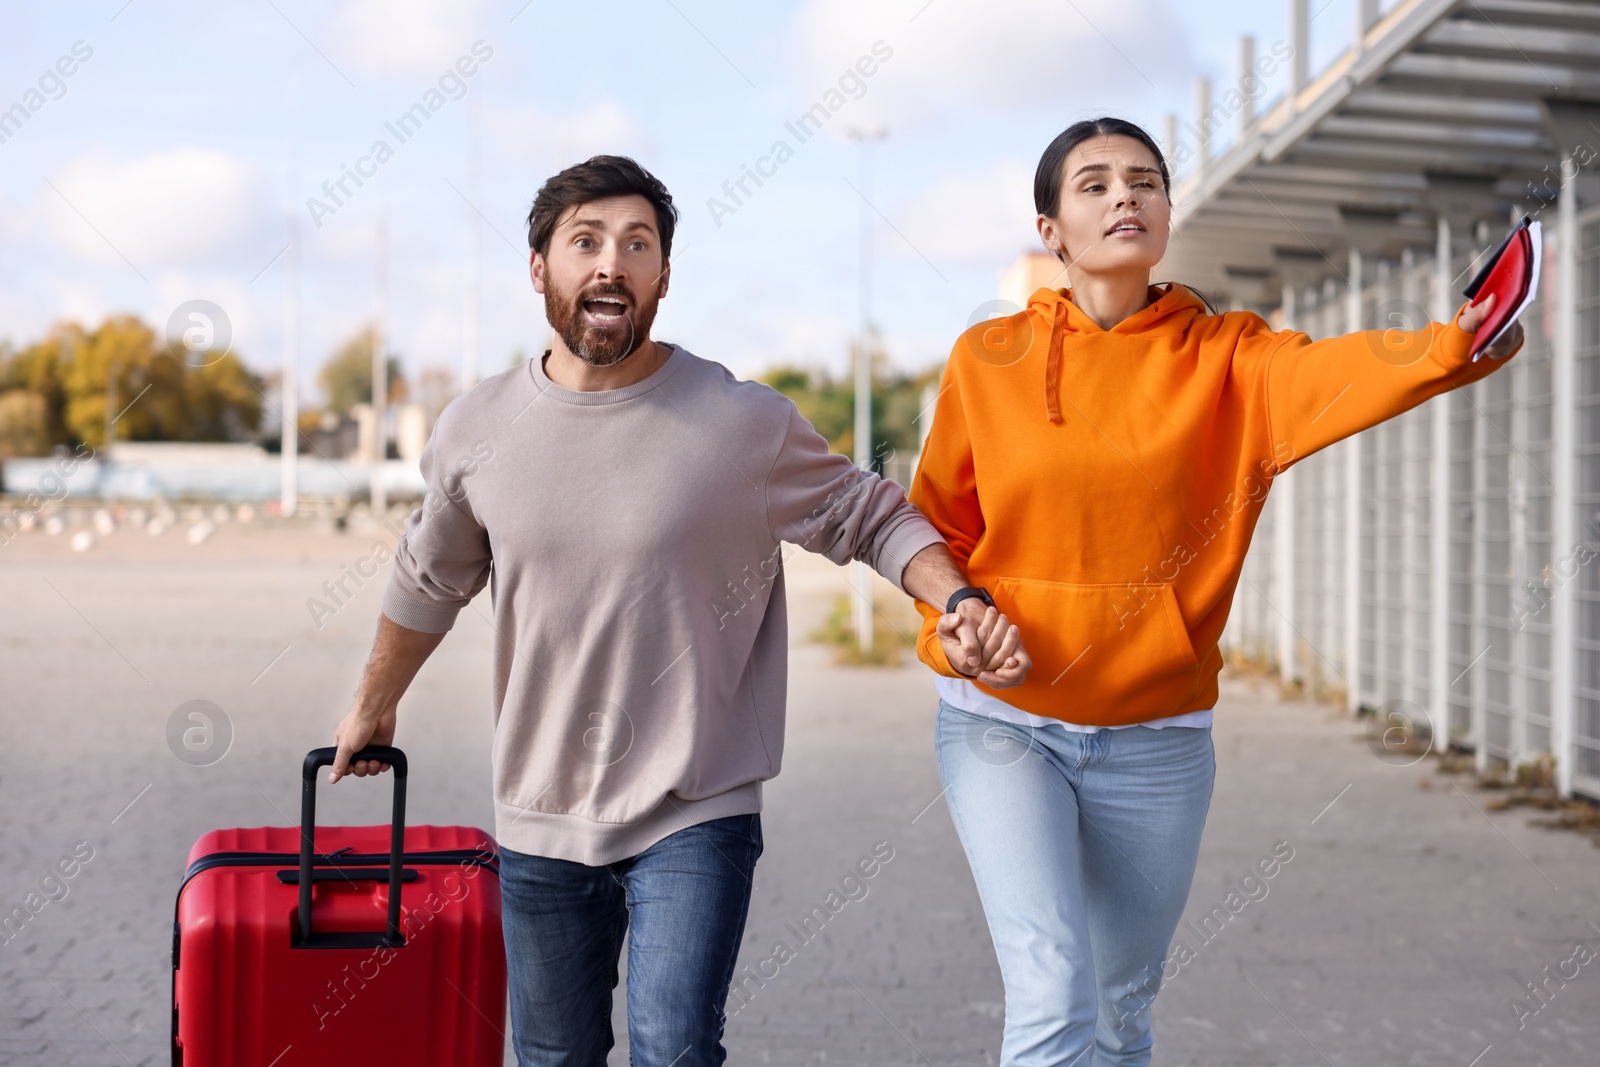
[935, 700, 1216, 1067]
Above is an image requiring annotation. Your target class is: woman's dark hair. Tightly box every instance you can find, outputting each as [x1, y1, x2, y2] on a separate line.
[1033, 116, 1216, 314]
[526, 155, 679, 259]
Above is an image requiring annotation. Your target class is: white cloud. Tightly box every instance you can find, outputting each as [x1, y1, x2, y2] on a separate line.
[483, 99, 653, 173]
[890, 157, 1038, 266]
[790, 0, 1194, 132]
[686, 296, 854, 380]
[47, 148, 271, 269]
[329, 0, 488, 78]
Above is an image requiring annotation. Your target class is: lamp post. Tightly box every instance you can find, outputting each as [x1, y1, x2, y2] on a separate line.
[282, 60, 300, 517]
[463, 95, 481, 394]
[372, 209, 388, 515]
[847, 126, 887, 656]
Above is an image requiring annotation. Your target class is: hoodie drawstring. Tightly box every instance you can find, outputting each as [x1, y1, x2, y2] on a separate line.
[1044, 300, 1066, 424]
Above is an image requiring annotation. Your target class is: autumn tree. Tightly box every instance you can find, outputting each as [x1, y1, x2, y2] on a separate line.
[0, 324, 81, 448]
[0, 314, 263, 453]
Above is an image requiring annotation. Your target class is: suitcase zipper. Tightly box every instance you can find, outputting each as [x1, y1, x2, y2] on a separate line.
[178, 847, 497, 891]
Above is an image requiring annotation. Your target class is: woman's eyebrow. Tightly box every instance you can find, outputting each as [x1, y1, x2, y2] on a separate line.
[1070, 163, 1162, 180]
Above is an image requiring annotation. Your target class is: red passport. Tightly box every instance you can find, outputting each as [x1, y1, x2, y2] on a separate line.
[1461, 214, 1541, 361]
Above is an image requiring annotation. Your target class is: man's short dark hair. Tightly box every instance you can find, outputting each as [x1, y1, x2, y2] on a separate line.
[526, 155, 679, 260]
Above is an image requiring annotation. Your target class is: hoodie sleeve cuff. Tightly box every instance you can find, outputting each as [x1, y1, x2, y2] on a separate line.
[916, 608, 967, 679]
[1428, 317, 1478, 370]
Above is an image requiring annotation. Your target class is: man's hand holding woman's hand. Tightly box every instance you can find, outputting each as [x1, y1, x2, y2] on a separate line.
[937, 600, 1032, 687]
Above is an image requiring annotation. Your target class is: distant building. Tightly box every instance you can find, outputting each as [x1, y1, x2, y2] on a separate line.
[2, 439, 422, 501]
[999, 251, 1065, 309]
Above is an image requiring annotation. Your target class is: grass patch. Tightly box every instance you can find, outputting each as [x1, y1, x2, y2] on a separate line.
[1425, 754, 1600, 845]
[810, 592, 919, 667]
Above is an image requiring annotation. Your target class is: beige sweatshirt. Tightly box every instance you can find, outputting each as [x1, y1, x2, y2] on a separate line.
[382, 344, 943, 864]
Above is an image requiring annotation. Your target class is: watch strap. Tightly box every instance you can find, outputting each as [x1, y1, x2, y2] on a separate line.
[945, 586, 994, 615]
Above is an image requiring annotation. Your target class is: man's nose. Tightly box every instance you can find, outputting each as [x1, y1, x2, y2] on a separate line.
[594, 242, 626, 280]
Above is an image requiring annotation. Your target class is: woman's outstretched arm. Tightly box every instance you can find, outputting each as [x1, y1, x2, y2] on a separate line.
[1243, 291, 1525, 474]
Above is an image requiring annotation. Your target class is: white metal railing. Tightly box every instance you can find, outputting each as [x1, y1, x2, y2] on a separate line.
[1223, 205, 1600, 799]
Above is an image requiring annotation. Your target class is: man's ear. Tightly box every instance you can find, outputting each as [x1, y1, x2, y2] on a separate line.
[657, 258, 670, 299]
[529, 250, 546, 295]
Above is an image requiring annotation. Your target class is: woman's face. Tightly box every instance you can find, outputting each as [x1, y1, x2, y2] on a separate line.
[1037, 134, 1171, 279]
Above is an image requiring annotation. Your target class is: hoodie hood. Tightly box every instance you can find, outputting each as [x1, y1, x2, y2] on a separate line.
[1030, 282, 1209, 423]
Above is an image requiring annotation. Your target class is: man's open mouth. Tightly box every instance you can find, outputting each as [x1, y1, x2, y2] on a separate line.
[581, 296, 629, 324]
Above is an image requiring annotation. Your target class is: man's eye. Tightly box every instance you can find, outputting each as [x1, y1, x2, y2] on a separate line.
[575, 237, 593, 249]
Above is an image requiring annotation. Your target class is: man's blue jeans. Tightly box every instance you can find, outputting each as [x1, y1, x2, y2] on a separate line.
[935, 700, 1216, 1067]
[498, 813, 763, 1066]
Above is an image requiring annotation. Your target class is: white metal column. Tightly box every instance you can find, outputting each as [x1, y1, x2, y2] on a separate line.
[1552, 161, 1578, 798]
[1345, 249, 1365, 711]
[1430, 217, 1453, 748]
[1509, 214, 1532, 765]
[1398, 250, 1422, 715]
[1277, 281, 1299, 687]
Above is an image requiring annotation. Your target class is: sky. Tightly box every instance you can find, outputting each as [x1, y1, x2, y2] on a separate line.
[0, 0, 1382, 397]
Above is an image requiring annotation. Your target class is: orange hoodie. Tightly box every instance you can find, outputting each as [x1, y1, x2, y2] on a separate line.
[909, 281, 1521, 726]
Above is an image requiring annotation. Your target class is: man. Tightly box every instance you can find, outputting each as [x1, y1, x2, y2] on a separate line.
[328, 155, 1029, 1065]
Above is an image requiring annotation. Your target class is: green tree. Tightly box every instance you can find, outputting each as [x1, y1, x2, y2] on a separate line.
[758, 359, 940, 474]
[183, 354, 265, 441]
[319, 325, 407, 414]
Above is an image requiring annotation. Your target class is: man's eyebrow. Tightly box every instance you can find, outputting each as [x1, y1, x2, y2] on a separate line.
[562, 216, 656, 234]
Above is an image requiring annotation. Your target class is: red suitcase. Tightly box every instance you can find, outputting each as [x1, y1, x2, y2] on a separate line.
[171, 746, 507, 1065]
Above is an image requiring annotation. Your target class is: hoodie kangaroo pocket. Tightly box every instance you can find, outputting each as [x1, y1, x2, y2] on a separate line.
[990, 577, 1201, 722]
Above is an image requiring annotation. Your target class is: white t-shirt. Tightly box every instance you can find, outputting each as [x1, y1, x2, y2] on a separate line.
[934, 675, 1213, 734]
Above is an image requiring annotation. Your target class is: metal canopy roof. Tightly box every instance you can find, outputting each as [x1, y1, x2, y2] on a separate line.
[1160, 0, 1600, 305]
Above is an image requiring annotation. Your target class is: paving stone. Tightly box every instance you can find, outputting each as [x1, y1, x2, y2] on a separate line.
[2, 527, 1597, 1065]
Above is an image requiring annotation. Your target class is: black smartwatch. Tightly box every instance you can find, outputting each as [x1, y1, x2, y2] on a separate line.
[945, 586, 994, 615]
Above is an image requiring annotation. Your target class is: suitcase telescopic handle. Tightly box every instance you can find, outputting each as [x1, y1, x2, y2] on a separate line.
[297, 746, 408, 947]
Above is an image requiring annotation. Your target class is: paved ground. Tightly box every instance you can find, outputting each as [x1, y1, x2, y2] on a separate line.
[2, 516, 1599, 1065]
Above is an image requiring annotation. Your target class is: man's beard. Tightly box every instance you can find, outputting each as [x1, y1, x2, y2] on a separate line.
[544, 278, 661, 367]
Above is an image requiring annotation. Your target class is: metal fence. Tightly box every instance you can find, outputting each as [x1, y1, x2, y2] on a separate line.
[1221, 205, 1600, 800]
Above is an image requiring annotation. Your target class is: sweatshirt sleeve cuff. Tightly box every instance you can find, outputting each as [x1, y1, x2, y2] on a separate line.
[381, 580, 463, 634]
[873, 517, 947, 594]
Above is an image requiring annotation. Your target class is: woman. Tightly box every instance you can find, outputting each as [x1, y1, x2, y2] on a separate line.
[907, 116, 1523, 1066]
